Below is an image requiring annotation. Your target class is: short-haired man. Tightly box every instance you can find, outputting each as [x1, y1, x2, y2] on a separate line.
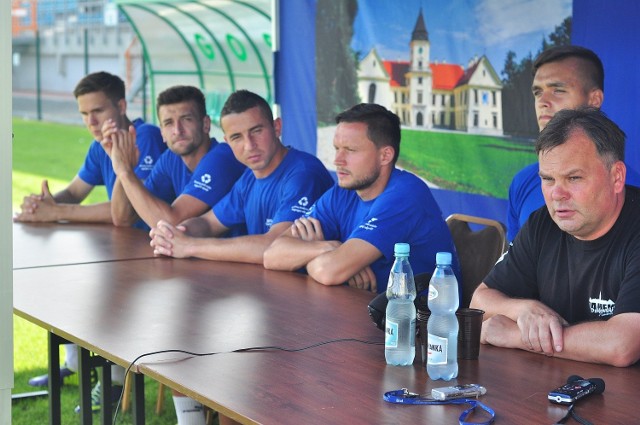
[14, 71, 166, 224]
[106, 85, 245, 228]
[149, 89, 333, 425]
[106, 85, 247, 425]
[471, 108, 640, 367]
[264, 103, 458, 294]
[150, 89, 334, 265]
[16, 71, 166, 412]
[507, 45, 640, 241]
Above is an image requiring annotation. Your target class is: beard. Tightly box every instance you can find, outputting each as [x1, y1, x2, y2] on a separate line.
[338, 168, 380, 191]
[169, 137, 200, 156]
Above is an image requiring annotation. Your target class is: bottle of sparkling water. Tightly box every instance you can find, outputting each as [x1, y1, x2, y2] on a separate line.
[385, 243, 417, 366]
[427, 251, 459, 380]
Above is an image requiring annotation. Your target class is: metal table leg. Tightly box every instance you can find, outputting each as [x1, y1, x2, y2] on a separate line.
[131, 373, 146, 425]
[77, 346, 93, 425]
[47, 332, 68, 425]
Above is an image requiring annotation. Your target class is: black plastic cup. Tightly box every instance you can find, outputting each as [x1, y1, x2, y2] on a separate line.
[456, 308, 484, 360]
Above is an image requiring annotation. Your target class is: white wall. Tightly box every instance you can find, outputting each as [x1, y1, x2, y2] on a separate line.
[1, 1, 14, 423]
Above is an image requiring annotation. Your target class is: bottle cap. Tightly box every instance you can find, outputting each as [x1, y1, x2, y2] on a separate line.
[394, 243, 410, 256]
[435, 251, 452, 265]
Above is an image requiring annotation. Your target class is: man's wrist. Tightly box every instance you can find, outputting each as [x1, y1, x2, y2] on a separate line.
[116, 168, 137, 181]
[51, 203, 70, 222]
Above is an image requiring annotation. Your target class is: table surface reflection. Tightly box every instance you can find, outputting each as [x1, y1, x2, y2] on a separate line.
[13, 222, 154, 269]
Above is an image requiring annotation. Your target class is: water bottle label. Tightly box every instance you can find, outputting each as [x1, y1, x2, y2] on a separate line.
[427, 333, 448, 365]
[428, 285, 438, 300]
[385, 320, 399, 348]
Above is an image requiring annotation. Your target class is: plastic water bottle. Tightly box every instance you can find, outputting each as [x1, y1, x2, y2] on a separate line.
[427, 251, 459, 380]
[385, 243, 416, 366]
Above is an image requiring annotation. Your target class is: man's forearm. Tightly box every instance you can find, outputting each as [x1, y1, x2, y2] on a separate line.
[471, 284, 542, 322]
[554, 315, 640, 367]
[53, 189, 83, 204]
[111, 178, 139, 227]
[481, 307, 640, 367]
[117, 171, 174, 227]
[263, 236, 337, 271]
[185, 233, 278, 265]
[305, 239, 381, 286]
[51, 202, 113, 223]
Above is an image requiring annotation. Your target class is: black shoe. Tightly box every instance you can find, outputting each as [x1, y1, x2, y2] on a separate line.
[74, 382, 123, 414]
[28, 366, 75, 387]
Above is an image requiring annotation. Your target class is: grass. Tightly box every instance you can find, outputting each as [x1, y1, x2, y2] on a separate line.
[12, 118, 109, 208]
[11, 117, 179, 424]
[399, 129, 537, 199]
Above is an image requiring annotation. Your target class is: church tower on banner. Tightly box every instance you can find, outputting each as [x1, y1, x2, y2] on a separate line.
[357, 8, 503, 136]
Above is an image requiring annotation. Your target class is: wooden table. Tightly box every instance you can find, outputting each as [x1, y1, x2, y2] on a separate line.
[12, 222, 154, 424]
[14, 253, 640, 424]
[13, 222, 154, 270]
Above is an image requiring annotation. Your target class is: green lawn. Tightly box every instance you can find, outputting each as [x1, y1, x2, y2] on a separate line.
[399, 129, 537, 199]
[12, 118, 109, 208]
[11, 118, 178, 425]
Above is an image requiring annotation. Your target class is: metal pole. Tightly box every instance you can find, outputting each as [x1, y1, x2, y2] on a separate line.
[84, 28, 89, 75]
[142, 58, 147, 122]
[1, 3, 13, 423]
[36, 29, 42, 120]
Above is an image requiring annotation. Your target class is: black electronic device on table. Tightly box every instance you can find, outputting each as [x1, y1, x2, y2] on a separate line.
[367, 276, 430, 330]
[548, 375, 605, 405]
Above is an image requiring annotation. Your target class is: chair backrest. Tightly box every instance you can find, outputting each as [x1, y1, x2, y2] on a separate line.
[446, 213, 507, 308]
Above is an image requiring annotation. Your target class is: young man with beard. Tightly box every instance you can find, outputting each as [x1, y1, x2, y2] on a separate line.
[264, 103, 458, 294]
[105, 85, 245, 229]
[149, 90, 334, 265]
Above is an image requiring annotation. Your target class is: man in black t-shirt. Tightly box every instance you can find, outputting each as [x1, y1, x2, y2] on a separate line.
[471, 108, 640, 367]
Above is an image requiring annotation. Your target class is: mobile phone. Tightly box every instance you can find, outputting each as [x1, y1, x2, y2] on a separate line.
[431, 384, 487, 400]
[547, 379, 600, 404]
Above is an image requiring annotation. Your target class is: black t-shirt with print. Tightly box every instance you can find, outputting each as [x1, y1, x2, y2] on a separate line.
[485, 185, 640, 324]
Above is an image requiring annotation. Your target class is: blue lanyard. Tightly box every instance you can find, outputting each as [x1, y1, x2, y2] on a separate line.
[383, 388, 496, 425]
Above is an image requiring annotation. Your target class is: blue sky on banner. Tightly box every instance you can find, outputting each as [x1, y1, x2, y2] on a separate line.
[351, 0, 572, 76]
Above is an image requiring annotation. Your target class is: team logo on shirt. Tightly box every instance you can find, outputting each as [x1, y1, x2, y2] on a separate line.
[589, 292, 614, 317]
[138, 155, 154, 172]
[359, 217, 378, 231]
[265, 218, 274, 229]
[193, 173, 212, 192]
[291, 196, 312, 214]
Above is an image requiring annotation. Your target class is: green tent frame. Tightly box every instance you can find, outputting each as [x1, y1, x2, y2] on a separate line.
[116, 0, 273, 125]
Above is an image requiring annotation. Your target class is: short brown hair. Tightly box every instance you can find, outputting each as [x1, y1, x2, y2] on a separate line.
[73, 71, 125, 106]
[220, 90, 273, 125]
[156, 85, 207, 119]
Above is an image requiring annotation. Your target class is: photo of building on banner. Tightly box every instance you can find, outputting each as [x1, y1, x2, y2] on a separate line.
[314, 0, 572, 223]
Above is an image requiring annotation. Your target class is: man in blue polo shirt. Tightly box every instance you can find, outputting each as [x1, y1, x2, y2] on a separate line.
[106, 84, 246, 425]
[150, 89, 334, 265]
[264, 103, 458, 294]
[15, 71, 166, 412]
[14, 71, 165, 224]
[106, 85, 245, 229]
[149, 89, 334, 425]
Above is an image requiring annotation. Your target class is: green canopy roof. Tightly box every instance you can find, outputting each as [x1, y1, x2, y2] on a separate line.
[116, 0, 273, 125]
